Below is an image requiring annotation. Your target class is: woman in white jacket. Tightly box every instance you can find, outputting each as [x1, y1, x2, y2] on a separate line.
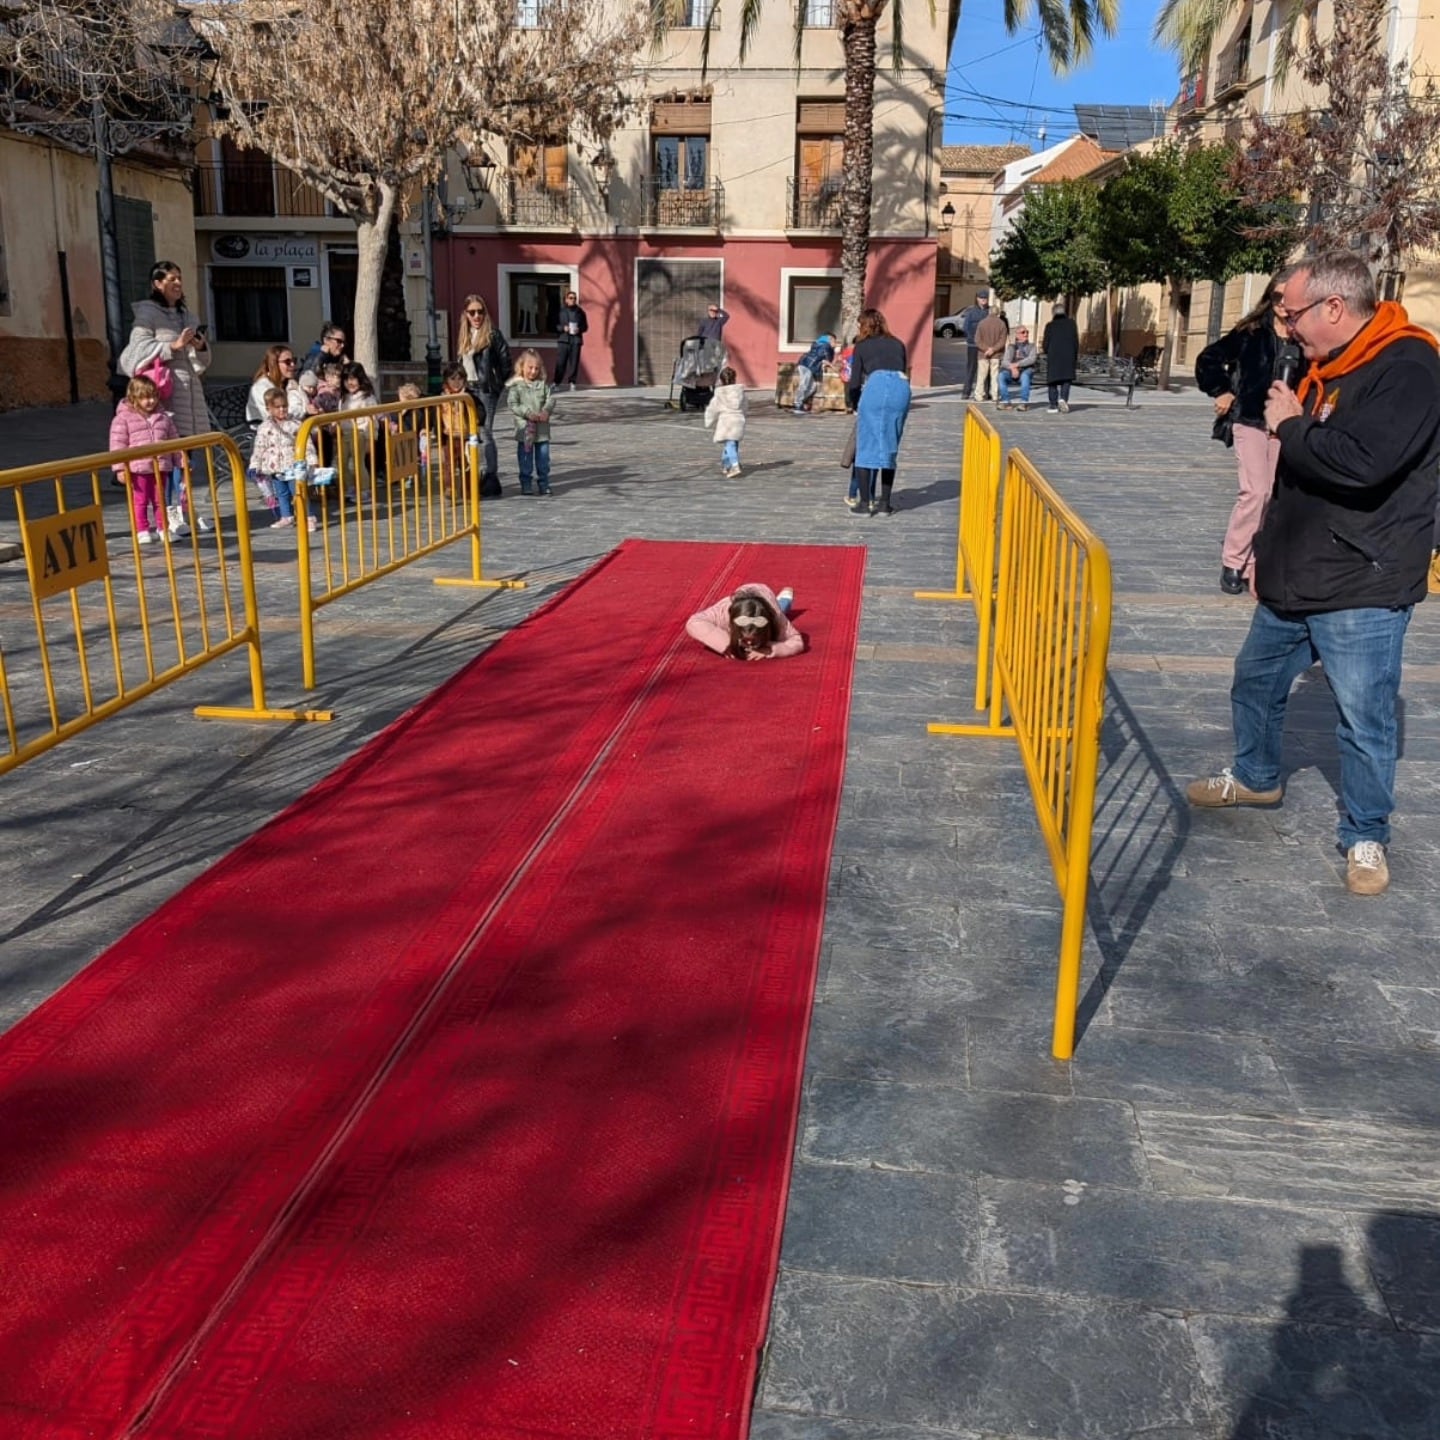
[703, 367, 747, 478]
[118, 261, 215, 532]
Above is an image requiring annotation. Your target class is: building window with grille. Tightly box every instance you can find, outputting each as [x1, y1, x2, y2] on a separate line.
[515, 0, 555, 27]
[783, 272, 842, 348]
[209, 266, 288, 343]
[676, 0, 715, 23]
[804, 0, 836, 24]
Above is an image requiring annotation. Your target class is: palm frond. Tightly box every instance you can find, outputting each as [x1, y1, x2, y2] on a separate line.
[1152, 0, 1235, 76]
[738, 0, 764, 59]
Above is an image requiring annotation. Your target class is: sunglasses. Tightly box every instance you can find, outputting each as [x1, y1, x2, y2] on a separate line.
[466, 308, 486, 317]
[732, 615, 771, 631]
[280, 357, 296, 365]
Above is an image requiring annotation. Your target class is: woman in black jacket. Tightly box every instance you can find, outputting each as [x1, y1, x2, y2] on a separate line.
[1195, 269, 1294, 594]
[553, 290, 588, 389]
[456, 293, 512, 497]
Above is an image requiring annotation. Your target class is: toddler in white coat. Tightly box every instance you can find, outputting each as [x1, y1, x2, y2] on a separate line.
[703, 367, 747, 478]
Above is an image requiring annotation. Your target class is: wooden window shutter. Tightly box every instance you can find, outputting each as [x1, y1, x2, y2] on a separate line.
[796, 101, 845, 135]
[651, 92, 712, 135]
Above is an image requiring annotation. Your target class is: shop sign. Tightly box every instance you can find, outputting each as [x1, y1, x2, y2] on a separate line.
[211, 234, 320, 265]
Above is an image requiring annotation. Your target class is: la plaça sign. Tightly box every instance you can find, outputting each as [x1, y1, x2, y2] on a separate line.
[211, 233, 320, 265]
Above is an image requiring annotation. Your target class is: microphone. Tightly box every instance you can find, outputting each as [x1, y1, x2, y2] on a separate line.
[1274, 341, 1302, 389]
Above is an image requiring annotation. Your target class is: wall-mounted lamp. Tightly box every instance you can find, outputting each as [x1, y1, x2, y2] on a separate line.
[429, 192, 470, 234]
[939, 200, 956, 232]
[591, 143, 615, 204]
[462, 152, 497, 201]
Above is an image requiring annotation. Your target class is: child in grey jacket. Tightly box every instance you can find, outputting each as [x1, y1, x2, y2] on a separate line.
[703, 367, 747, 478]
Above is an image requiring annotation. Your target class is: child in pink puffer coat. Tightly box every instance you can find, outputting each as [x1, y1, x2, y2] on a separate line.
[109, 375, 182, 544]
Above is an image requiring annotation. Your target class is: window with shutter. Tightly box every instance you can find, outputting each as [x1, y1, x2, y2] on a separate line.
[105, 195, 155, 315]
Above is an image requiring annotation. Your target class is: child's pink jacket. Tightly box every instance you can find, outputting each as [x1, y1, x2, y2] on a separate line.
[108, 402, 181, 475]
[685, 583, 804, 657]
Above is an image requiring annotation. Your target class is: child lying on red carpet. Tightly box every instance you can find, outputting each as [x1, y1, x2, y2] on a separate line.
[685, 583, 803, 661]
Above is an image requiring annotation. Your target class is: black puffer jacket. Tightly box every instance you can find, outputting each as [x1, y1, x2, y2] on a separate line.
[1255, 332, 1440, 613]
[1194, 323, 1281, 429]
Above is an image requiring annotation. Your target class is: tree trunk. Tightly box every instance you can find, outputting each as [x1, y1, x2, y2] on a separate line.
[1105, 285, 1116, 363]
[351, 179, 399, 382]
[1159, 276, 1183, 393]
[838, 16, 879, 342]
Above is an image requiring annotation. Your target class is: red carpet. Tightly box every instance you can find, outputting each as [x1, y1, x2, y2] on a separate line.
[0, 539, 864, 1440]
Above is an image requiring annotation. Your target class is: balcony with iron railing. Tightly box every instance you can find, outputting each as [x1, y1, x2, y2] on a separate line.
[1176, 73, 1207, 119]
[786, 176, 842, 230]
[1213, 49, 1251, 101]
[638, 177, 725, 229]
[497, 180, 580, 228]
[192, 160, 331, 219]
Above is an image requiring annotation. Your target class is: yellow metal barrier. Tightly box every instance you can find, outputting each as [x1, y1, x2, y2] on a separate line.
[927, 448, 1113, 1060]
[291, 394, 525, 689]
[915, 403, 1004, 713]
[0, 433, 331, 778]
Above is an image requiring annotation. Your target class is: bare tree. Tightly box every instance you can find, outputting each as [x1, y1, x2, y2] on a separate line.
[1235, 0, 1440, 271]
[177, 0, 650, 375]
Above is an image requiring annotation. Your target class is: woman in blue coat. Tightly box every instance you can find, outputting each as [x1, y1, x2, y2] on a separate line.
[846, 308, 911, 515]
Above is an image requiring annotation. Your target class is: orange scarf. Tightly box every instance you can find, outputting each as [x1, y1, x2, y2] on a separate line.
[1296, 301, 1439, 413]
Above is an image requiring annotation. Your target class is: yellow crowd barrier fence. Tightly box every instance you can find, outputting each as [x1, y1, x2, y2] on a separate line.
[915, 404, 1004, 712]
[927, 447, 1112, 1060]
[289, 394, 524, 689]
[1, 433, 330, 778]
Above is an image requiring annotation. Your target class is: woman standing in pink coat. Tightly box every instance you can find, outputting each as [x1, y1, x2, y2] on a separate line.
[685, 584, 802, 661]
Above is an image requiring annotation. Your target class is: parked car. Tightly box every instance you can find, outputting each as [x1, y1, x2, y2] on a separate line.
[933, 310, 967, 338]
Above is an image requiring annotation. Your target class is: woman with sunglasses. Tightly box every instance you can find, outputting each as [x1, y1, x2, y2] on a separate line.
[245, 345, 306, 427]
[1195, 267, 1295, 595]
[686, 585, 801, 661]
[456, 294, 512, 497]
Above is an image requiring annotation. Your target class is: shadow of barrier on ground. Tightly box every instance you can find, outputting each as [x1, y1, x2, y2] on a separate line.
[923, 438, 1113, 1060]
[291, 395, 525, 690]
[0, 434, 331, 777]
[914, 403, 1002, 711]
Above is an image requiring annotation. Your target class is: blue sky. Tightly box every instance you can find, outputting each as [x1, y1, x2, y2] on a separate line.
[945, 0, 1182, 148]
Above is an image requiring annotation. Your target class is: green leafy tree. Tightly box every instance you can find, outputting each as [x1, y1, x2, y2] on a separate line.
[658, 0, 1120, 339]
[989, 178, 1107, 309]
[1096, 140, 1292, 388]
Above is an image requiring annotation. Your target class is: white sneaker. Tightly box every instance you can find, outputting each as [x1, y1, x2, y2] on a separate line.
[193, 514, 214, 533]
[136, 529, 155, 545]
[1047, 406, 1059, 414]
[1059, 400, 1071, 413]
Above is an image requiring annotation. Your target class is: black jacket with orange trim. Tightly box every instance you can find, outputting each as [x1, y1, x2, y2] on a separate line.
[1255, 333, 1440, 613]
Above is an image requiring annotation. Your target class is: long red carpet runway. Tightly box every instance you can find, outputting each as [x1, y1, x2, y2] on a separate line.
[0, 539, 865, 1440]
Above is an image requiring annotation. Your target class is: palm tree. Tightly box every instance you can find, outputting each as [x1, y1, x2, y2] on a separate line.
[657, 0, 1120, 338]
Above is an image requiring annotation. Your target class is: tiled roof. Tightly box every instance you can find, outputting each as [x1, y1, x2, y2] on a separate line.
[1025, 135, 1123, 184]
[938, 144, 1031, 174]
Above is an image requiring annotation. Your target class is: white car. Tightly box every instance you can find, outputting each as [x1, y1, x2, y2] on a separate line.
[933, 310, 969, 338]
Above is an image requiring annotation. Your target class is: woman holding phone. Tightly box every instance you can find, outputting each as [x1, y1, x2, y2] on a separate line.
[119, 260, 216, 531]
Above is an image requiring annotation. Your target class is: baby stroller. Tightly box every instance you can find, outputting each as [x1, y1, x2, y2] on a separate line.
[667, 336, 726, 411]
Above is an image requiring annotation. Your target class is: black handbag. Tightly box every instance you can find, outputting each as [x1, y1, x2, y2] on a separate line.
[1211, 409, 1236, 447]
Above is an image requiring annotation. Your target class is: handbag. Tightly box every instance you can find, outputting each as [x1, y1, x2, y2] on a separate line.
[840, 416, 857, 470]
[1211, 409, 1236, 448]
[136, 351, 174, 405]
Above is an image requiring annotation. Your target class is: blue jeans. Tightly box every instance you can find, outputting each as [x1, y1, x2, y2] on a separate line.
[517, 440, 551, 493]
[271, 475, 296, 520]
[1230, 603, 1412, 848]
[722, 440, 740, 471]
[998, 369, 1031, 404]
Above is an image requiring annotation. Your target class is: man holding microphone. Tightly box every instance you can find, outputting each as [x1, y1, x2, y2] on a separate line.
[1187, 252, 1440, 896]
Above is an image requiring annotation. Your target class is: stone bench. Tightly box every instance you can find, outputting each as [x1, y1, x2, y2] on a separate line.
[775, 363, 847, 412]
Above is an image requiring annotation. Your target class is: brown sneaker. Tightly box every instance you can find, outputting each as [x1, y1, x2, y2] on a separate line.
[1346, 841, 1389, 896]
[1429, 550, 1440, 595]
[1186, 768, 1283, 807]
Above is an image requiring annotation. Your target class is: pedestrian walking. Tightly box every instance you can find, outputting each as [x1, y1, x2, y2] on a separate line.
[1041, 301, 1079, 412]
[845, 308, 910, 516]
[1194, 268, 1297, 595]
[959, 291, 989, 400]
[506, 349, 556, 495]
[704, 366, 747, 478]
[1187, 252, 1440, 896]
[553, 290, 588, 390]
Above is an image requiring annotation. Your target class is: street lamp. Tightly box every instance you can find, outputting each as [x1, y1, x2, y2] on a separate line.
[939, 200, 956, 232]
[590, 143, 615, 208]
[462, 150, 498, 202]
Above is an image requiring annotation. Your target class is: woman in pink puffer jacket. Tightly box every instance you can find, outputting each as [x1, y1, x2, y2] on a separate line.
[109, 374, 182, 544]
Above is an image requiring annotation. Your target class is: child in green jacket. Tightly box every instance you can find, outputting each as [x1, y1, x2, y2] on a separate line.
[505, 349, 555, 495]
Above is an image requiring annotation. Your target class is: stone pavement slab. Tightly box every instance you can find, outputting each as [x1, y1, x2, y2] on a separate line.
[3, 357, 1439, 1437]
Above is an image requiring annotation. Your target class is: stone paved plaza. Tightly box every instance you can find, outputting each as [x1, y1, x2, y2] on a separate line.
[2, 344, 1439, 1438]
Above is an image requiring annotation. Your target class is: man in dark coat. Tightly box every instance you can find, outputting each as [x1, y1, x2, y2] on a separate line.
[1186, 252, 1440, 896]
[553, 290, 588, 389]
[1041, 301, 1080, 412]
[959, 291, 989, 399]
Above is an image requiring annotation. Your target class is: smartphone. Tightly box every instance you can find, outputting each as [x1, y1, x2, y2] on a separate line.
[194, 324, 209, 340]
